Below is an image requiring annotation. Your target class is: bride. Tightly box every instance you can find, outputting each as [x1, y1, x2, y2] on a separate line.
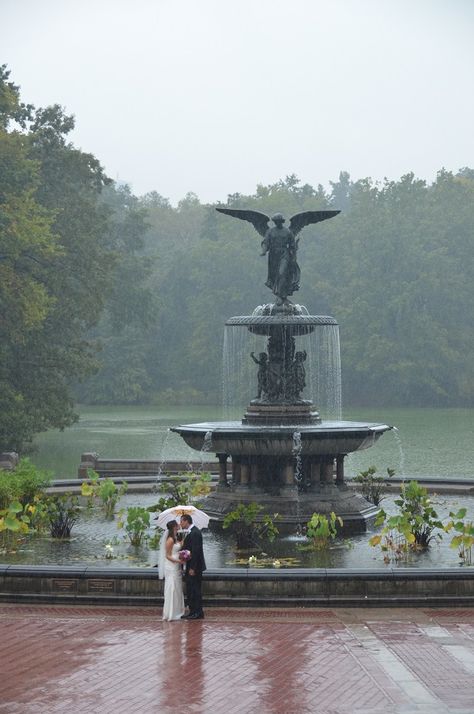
[159, 519, 185, 621]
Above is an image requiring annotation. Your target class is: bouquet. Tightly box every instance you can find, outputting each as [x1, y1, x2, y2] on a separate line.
[179, 549, 191, 562]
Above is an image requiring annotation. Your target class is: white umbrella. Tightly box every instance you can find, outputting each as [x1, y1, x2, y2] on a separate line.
[155, 505, 210, 530]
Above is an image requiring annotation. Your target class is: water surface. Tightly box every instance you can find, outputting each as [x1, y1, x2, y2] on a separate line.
[28, 405, 474, 480]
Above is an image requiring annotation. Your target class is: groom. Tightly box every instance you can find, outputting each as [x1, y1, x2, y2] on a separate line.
[180, 514, 206, 620]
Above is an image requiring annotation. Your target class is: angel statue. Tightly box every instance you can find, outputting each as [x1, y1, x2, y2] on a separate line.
[216, 208, 339, 305]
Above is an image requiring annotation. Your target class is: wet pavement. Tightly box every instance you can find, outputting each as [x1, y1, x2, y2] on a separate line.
[1, 604, 474, 713]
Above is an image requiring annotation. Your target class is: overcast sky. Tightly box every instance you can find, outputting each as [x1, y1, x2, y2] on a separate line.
[2, 0, 474, 204]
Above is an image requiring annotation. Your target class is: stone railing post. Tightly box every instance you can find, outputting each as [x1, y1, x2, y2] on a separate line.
[0, 452, 19, 471]
[78, 452, 98, 479]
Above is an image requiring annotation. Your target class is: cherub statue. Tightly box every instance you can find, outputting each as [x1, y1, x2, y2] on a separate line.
[216, 208, 339, 305]
[250, 351, 268, 399]
[293, 350, 307, 395]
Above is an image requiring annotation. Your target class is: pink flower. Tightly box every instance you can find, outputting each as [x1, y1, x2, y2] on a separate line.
[179, 549, 191, 561]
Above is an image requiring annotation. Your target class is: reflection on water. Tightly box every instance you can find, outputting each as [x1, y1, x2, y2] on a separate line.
[28, 405, 474, 479]
[3, 492, 474, 570]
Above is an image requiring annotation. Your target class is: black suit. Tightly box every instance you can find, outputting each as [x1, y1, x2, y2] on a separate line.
[183, 525, 206, 616]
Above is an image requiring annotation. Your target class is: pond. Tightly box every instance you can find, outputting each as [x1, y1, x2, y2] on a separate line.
[3, 490, 474, 570]
[28, 405, 474, 481]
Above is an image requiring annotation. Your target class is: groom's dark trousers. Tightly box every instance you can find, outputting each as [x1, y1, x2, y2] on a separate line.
[183, 525, 206, 616]
[185, 570, 203, 615]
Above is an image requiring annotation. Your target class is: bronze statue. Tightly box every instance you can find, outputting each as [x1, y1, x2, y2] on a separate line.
[216, 208, 339, 305]
[250, 351, 268, 399]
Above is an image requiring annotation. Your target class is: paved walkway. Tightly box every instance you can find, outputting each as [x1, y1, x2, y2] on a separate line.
[1, 605, 474, 713]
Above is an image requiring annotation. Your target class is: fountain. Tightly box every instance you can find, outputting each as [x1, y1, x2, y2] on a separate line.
[4, 210, 474, 608]
[171, 208, 392, 533]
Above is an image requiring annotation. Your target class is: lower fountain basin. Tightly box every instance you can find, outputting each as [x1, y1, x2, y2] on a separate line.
[170, 420, 391, 456]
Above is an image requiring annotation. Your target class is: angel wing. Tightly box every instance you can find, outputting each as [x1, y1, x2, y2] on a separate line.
[216, 208, 270, 238]
[289, 210, 340, 237]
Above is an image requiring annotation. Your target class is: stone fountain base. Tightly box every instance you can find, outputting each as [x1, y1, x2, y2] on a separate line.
[171, 418, 391, 535]
[203, 483, 379, 535]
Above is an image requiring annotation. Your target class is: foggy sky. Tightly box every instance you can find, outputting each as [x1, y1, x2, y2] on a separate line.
[2, 0, 474, 204]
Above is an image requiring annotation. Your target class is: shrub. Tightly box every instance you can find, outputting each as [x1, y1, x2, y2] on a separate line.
[0, 459, 51, 509]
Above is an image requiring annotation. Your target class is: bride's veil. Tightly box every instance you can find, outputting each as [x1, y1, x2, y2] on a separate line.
[158, 529, 166, 580]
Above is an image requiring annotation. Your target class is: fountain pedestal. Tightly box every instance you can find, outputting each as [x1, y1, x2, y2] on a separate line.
[243, 403, 320, 425]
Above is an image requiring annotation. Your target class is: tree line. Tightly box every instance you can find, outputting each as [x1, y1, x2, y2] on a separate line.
[1, 66, 474, 452]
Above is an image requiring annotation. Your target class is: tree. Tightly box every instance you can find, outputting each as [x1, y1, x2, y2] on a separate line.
[0, 68, 61, 450]
[0, 67, 151, 450]
[74, 185, 159, 404]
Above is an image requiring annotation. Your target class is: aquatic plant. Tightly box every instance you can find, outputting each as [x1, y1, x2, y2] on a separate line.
[117, 506, 151, 546]
[304, 512, 343, 550]
[222, 503, 279, 548]
[81, 469, 128, 517]
[445, 509, 474, 565]
[370, 481, 443, 563]
[44, 494, 81, 538]
[148, 471, 212, 513]
[0, 501, 31, 551]
[353, 466, 395, 506]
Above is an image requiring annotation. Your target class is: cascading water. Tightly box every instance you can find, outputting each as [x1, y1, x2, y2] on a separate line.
[223, 325, 257, 416]
[223, 315, 342, 419]
[391, 426, 406, 480]
[199, 430, 213, 471]
[155, 427, 172, 488]
[292, 431, 303, 486]
[305, 324, 342, 420]
[292, 431, 303, 527]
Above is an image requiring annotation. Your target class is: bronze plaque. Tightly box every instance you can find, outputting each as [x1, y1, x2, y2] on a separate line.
[52, 579, 78, 593]
[88, 579, 116, 593]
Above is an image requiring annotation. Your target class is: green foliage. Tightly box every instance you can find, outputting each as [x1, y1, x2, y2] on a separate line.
[24, 495, 50, 533]
[353, 466, 395, 506]
[81, 469, 127, 517]
[305, 512, 343, 549]
[445, 508, 474, 565]
[0, 458, 51, 509]
[147, 529, 162, 550]
[0, 66, 157, 449]
[222, 502, 279, 548]
[149, 472, 212, 512]
[394, 481, 443, 548]
[117, 169, 474, 408]
[117, 506, 151, 546]
[0, 501, 31, 550]
[370, 481, 443, 563]
[43, 493, 81, 538]
[3, 66, 474, 421]
[134, 170, 471, 407]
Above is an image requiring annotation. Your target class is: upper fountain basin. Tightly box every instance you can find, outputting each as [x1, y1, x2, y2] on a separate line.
[225, 314, 338, 336]
[170, 420, 392, 456]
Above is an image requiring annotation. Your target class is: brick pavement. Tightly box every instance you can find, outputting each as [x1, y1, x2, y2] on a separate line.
[1, 605, 474, 713]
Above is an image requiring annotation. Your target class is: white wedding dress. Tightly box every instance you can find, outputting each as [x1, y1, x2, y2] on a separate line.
[162, 543, 185, 621]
